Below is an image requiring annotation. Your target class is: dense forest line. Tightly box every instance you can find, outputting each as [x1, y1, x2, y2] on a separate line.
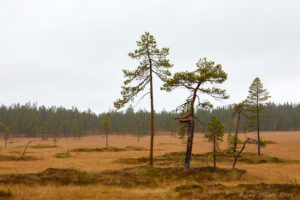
[0, 102, 299, 138]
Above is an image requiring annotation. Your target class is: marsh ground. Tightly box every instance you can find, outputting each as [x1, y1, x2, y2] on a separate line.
[0, 131, 299, 199]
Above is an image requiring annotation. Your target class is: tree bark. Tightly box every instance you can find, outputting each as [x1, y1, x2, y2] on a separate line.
[233, 113, 241, 153]
[149, 58, 155, 166]
[106, 132, 108, 147]
[257, 92, 260, 156]
[213, 136, 216, 172]
[183, 82, 201, 169]
[184, 116, 194, 169]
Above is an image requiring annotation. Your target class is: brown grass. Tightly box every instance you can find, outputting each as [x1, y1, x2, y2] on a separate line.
[0, 131, 299, 199]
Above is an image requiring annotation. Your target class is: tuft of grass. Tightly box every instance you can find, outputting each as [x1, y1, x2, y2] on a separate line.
[0, 187, 13, 197]
[54, 149, 71, 158]
[173, 184, 203, 198]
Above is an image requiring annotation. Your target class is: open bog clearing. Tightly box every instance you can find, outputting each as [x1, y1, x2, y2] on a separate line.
[0, 131, 300, 200]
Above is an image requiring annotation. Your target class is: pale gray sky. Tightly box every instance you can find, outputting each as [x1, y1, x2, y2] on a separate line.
[0, 0, 299, 113]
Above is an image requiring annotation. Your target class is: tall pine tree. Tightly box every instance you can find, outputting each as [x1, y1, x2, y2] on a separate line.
[246, 77, 271, 156]
[114, 32, 173, 165]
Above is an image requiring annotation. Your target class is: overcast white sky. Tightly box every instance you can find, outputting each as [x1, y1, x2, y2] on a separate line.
[0, 0, 299, 113]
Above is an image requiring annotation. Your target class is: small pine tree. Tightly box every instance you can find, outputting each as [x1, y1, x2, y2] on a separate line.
[101, 115, 112, 147]
[4, 127, 10, 149]
[231, 101, 247, 153]
[226, 133, 242, 153]
[205, 116, 224, 172]
[53, 136, 58, 146]
[246, 77, 271, 156]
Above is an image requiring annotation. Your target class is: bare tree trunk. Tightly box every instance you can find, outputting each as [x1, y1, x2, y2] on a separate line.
[184, 119, 194, 169]
[149, 60, 155, 166]
[257, 94, 260, 156]
[182, 83, 201, 169]
[213, 136, 216, 172]
[205, 154, 209, 167]
[233, 113, 241, 153]
[106, 132, 108, 147]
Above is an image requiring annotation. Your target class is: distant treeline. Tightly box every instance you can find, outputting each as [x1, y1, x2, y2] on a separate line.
[0, 102, 299, 137]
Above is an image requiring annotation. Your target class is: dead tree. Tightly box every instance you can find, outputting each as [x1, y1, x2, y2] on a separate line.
[21, 140, 32, 159]
[232, 138, 259, 170]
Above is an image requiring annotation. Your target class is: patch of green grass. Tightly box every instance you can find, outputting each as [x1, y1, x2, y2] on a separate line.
[0, 187, 13, 197]
[170, 183, 300, 200]
[115, 152, 206, 166]
[0, 166, 246, 187]
[231, 152, 298, 164]
[54, 149, 71, 158]
[0, 168, 100, 185]
[247, 139, 277, 146]
[31, 144, 58, 149]
[124, 146, 147, 151]
[116, 151, 299, 167]
[114, 157, 147, 165]
[0, 154, 38, 161]
[71, 146, 146, 153]
[71, 147, 121, 152]
[99, 166, 246, 188]
[264, 140, 277, 144]
[9, 150, 34, 155]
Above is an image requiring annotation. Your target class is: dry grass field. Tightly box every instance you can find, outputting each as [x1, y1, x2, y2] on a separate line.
[0, 131, 299, 199]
